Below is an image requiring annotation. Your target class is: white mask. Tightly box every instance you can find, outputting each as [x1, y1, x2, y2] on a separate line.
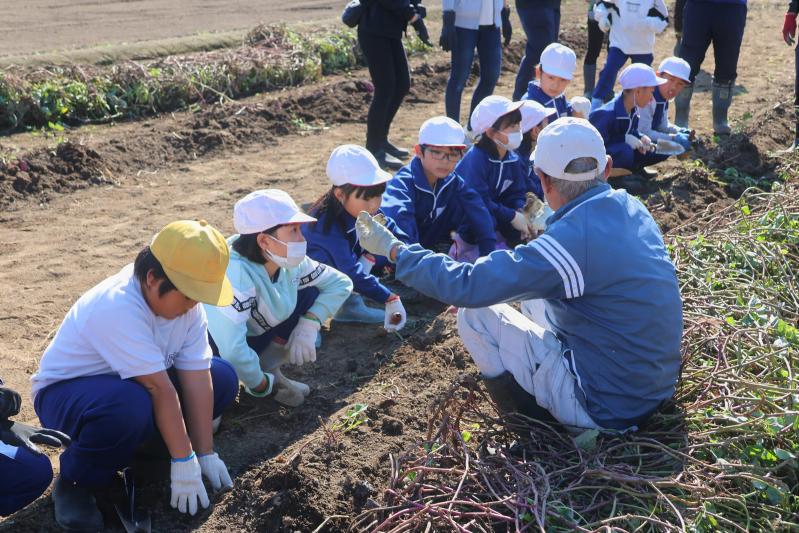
[264, 235, 306, 268]
[496, 130, 523, 151]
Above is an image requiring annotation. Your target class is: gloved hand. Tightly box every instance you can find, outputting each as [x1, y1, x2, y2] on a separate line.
[440, 10, 457, 52]
[569, 96, 591, 118]
[0, 387, 21, 420]
[415, 4, 427, 19]
[598, 15, 611, 32]
[644, 16, 668, 33]
[355, 211, 403, 261]
[198, 452, 233, 492]
[412, 18, 433, 46]
[384, 295, 407, 332]
[510, 211, 534, 240]
[672, 132, 692, 150]
[594, 4, 611, 32]
[0, 420, 71, 454]
[784, 13, 797, 45]
[501, 7, 512, 46]
[170, 454, 209, 516]
[640, 134, 653, 152]
[625, 134, 644, 151]
[287, 317, 320, 366]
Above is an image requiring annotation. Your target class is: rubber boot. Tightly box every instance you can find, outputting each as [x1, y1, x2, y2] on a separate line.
[673, 32, 682, 56]
[583, 63, 596, 99]
[712, 82, 733, 136]
[481, 371, 560, 425]
[384, 140, 409, 159]
[674, 86, 693, 128]
[52, 476, 104, 532]
[333, 293, 384, 324]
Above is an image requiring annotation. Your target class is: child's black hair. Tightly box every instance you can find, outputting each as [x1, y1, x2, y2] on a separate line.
[232, 224, 285, 264]
[309, 183, 387, 234]
[475, 108, 523, 157]
[133, 246, 177, 296]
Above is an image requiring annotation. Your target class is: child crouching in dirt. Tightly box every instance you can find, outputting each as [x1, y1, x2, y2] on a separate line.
[451, 96, 535, 261]
[381, 116, 496, 258]
[637, 57, 694, 151]
[523, 43, 591, 120]
[205, 190, 352, 408]
[303, 145, 409, 331]
[31, 220, 239, 530]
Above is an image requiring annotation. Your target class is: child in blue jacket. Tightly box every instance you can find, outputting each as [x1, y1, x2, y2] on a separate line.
[524, 43, 591, 121]
[304, 145, 410, 329]
[382, 116, 496, 258]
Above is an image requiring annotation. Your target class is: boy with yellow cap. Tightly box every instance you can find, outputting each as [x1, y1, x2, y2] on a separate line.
[31, 220, 239, 530]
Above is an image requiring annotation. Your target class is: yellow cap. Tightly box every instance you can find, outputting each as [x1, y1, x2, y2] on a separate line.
[150, 219, 234, 306]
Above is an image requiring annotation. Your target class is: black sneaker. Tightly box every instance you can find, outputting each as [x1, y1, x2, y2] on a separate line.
[52, 476, 104, 532]
[373, 149, 403, 171]
[383, 140, 409, 159]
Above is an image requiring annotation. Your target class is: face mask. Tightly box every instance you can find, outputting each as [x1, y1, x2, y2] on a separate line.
[264, 236, 306, 268]
[495, 130, 522, 151]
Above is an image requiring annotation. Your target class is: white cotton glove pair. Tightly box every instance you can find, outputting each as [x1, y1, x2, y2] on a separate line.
[625, 134, 653, 153]
[355, 211, 403, 261]
[384, 296, 407, 332]
[511, 211, 534, 240]
[287, 317, 320, 366]
[570, 96, 591, 119]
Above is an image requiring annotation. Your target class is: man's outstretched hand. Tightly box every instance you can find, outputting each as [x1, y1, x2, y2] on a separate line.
[355, 211, 402, 262]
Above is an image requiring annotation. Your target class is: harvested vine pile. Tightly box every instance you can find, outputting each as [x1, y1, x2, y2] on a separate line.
[351, 184, 799, 532]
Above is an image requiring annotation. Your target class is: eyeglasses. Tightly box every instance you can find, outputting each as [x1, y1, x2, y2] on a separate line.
[422, 146, 465, 162]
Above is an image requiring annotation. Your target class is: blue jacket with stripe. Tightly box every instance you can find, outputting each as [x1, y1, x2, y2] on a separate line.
[382, 157, 497, 256]
[391, 183, 683, 429]
[524, 82, 574, 123]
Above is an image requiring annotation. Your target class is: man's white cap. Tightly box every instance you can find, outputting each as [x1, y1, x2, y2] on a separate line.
[532, 117, 607, 182]
[234, 189, 316, 235]
[618, 63, 667, 90]
[418, 116, 466, 147]
[326, 144, 392, 187]
[470, 95, 524, 136]
[519, 100, 555, 133]
[540, 43, 577, 80]
[657, 56, 692, 85]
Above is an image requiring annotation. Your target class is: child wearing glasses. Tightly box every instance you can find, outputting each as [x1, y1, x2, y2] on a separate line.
[382, 116, 495, 259]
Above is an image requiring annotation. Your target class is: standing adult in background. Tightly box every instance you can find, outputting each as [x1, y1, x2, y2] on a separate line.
[583, 0, 605, 98]
[674, 0, 747, 136]
[440, 0, 511, 132]
[358, 0, 428, 170]
[512, 0, 562, 101]
[673, 0, 686, 54]
[783, 0, 798, 150]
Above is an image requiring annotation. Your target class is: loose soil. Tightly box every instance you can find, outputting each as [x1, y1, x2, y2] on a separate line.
[0, 1, 795, 532]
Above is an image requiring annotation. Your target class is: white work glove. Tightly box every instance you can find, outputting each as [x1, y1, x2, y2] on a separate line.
[570, 96, 591, 118]
[531, 204, 555, 233]
[287, 317, 320, 366]
[170, 454, 210, 516]
[594, 5, 611, 32]
[625, 134, 644, 151]
[355, 211, 403, 261]
[384, 296, 407, 332]
[198, 452, 233, 492]
[640, 134, 653, 152]
[645, 16, 668, 33]
[510, 211, 534, 240]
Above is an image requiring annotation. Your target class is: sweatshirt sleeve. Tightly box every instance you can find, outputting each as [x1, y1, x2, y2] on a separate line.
[637, 101, 672, 142]
[455, 178, 497, 256]
[381, 178, 420, 246]
[295, 257, 353, 322]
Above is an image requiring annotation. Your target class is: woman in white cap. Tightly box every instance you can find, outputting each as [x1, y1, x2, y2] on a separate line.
[637, 57, 694, 151]
[205, 190, 353, 408]
[522, 43, 591, 121]
[303, 145, 409, 330]
[452, 96, 535, 260]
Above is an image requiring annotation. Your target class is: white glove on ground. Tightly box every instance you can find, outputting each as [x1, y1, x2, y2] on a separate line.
[570, 96, 591, 118]
[287, 317, 320, 366]
[355, 211, 402, 261]
[170, 455, 210, 516]
[198, 452, 233, 492]
[625, 134, 644, 151]
[384, 296, 407, 332]
[511, 211, 534, 239]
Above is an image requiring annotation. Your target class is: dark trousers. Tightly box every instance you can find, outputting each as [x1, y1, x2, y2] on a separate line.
[445, 25, 502, 126]
[513, 4, 561, 100]
[679, 0, 746, 84]
[34, 358, 239, 488]
[673, 0, 687, 33]
[358, 32, 411, 152]
[0, 446, 53, 516]
[607, 142, 669, 171]
[593, 47, 654, 101]
[584, 18, 605, 66]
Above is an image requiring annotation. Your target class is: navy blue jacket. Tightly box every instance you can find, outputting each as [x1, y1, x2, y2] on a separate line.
[524, 83, 573, 123]
[358, 0, 420, 39]
[588, 93, 640, 153]
[382, 157, 497, 256]
[303, 208, 407, 304]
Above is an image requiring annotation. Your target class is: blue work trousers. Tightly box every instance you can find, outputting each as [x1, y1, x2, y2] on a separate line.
[679, 0, 746, 83]
[445, 25, 502, 126]
[512, 4, 561, 100]
[593, 47, 654, 102]
[607, 142, 669, 171]
[0, 446, 53, 516]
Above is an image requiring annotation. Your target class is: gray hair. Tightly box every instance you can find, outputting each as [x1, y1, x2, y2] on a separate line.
[537, 157, 605, 202]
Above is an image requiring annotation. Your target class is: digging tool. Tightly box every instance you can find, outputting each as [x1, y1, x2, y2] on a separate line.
[114, 468, 151, 533]
[651, 139, 686, 156]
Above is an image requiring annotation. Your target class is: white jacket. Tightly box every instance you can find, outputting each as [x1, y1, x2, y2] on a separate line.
[594, 0, 668, 55]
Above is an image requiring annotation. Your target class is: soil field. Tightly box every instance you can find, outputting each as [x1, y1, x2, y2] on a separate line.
[0, 0, 796, 531]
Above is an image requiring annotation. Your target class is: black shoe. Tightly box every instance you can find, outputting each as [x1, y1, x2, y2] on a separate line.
[52, 476, 104, 532]
[636, 166, 658, 179]
[373, 149, 403, 171]
[383, 140, 409, 159]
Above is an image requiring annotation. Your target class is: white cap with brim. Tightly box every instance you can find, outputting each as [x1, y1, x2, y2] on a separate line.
[657, 56, 692, 85]
[326, 144, 392, 187]
[532, 117, 607, 182]
[470, 95, 524, 136]
[234, 189, 316, 235]
[519, 100, 555, 133]
[419, 116, 466, 147]
[540, 43, 577, 80]
[618, 63, 668, 90]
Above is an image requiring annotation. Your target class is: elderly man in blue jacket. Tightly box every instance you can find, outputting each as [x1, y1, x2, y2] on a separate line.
[354, 118, 683, 431]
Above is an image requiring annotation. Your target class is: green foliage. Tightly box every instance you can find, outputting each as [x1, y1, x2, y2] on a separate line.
[333, 403, 369, 433]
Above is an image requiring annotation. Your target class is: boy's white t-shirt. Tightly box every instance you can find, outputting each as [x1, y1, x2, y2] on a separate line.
[31, 264, 212, 399]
